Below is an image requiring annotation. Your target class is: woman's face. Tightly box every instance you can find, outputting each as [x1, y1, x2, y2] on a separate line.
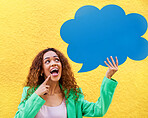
[42, 51, 62, 81]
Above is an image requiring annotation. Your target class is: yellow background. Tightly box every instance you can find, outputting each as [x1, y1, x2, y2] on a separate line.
[0, 0, 148, 117]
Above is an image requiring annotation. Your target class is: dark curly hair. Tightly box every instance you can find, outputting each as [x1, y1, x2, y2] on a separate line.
[22, 48, 82, 103]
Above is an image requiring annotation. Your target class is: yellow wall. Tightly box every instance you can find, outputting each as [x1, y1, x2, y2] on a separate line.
[0, 0, 148, 117]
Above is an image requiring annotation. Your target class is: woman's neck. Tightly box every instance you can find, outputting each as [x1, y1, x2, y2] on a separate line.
[46, 80, 61, 95]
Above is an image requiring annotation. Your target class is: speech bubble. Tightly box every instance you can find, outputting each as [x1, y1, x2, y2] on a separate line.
[60, 4, 148, 73]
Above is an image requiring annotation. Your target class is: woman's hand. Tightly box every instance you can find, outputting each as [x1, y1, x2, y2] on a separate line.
[35, 75, 50, 97]
[104, 56, 118, 79]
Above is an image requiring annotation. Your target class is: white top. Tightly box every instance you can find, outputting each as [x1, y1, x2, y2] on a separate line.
[35, 98, 67, 118]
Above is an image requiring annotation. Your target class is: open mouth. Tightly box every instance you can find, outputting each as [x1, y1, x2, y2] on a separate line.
[50, 68, 59, 77]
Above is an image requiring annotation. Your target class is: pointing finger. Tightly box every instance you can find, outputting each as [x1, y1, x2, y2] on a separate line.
[42, 75, 51, 85]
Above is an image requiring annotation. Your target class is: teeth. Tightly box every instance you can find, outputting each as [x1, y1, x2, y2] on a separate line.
[52, 68, 58, 71]
[50, 68, 58, 73]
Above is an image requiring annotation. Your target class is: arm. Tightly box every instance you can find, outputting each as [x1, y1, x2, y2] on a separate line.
[81, 76, 118, 117]
[14, 87, 46, 118]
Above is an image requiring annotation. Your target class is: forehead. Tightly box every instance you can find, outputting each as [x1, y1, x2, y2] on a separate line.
[43, 51, 58, 59]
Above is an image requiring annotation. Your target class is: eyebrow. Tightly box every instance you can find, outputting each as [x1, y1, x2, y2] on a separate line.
[44, 56, 59, 60]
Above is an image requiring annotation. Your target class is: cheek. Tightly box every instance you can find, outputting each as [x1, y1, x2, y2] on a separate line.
[59, 64, 62, 73]
[43, 65, 49, 71]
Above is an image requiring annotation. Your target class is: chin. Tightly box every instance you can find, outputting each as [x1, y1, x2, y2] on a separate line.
[51, 76, 61, 82]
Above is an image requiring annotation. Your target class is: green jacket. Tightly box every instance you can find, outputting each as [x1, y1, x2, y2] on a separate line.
[15, 76, 118, 118]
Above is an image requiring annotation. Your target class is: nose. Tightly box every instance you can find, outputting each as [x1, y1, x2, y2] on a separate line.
[51, 63, 57, 67]
[50, 60, 57, 67]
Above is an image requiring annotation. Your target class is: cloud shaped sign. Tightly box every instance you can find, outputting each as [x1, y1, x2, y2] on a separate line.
[60, 4, 148, 73]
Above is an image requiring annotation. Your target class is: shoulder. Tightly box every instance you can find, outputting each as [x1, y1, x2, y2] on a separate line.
[23, 85, 40, 91]
[21, 86, 30, 97]
[69, 87, 83, 94]
[69, 87, 84, 99]
[23, 86, 30, 91]
[22, 86, 29, 93]
[22, 86, 37, 95]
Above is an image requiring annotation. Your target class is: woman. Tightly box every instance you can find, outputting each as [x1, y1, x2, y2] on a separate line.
[15, 48, 118, 118]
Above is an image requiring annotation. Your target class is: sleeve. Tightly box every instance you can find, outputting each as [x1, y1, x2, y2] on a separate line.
[14, 87, 46, 118]
[81, 76, 118, 117]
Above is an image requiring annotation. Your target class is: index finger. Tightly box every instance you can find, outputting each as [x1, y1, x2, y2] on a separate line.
[42, 75, 51, 85]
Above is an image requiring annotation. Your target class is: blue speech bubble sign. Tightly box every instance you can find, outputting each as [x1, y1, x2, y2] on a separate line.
[60, 4, 148, 73]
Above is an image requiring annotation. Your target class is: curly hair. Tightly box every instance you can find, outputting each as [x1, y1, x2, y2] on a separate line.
[22, 48, 82, 103]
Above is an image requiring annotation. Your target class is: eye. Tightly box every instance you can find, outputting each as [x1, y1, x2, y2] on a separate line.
[45, 60, 50, 64]
[55, 58, 60, 61]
